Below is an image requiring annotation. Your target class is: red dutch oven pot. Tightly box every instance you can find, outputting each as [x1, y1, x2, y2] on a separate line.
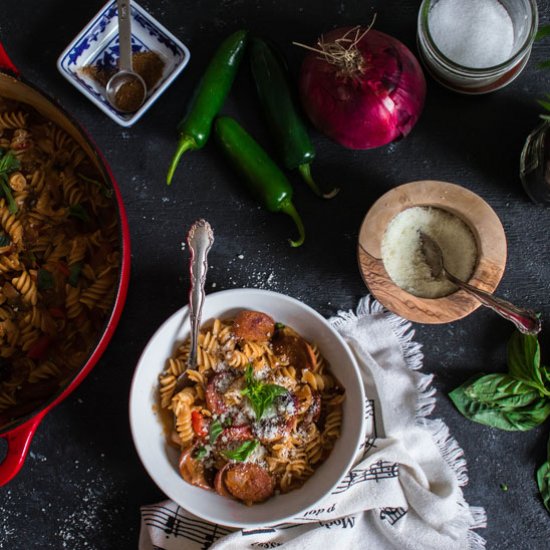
[0, 44, 131, 485]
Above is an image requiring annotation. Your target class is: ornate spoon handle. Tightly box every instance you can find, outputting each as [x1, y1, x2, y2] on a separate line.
[445, 271, 541, 335]
[186, 220, 214, 369]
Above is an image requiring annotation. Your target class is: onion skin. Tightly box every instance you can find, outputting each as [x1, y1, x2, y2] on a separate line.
[298, 28, 426, 150]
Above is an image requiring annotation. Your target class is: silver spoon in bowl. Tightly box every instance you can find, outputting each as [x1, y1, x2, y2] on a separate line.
[105, 0, 147, 113]
[419, 231, 541, 335]
[175, 220, 214, 392]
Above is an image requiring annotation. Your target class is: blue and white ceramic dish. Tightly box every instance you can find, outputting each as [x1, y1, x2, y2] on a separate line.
[57, 0, 190, 127]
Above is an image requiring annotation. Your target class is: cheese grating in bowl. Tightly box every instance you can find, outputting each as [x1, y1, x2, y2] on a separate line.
[381, 206, 478, 298]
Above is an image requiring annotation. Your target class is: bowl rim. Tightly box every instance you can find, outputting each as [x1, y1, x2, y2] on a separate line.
[56, 0, 191, 127]
[357, 180, 507, 324]
[129, 288, 365, 528]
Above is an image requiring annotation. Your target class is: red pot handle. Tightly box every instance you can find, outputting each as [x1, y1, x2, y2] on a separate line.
[0, 42, 19, 76]
[0, 413, 44, 486]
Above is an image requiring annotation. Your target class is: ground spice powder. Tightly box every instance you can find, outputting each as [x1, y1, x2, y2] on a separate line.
[81, 51, 165, 93]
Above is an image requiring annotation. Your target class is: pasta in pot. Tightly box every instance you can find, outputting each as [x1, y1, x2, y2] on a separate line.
[0, 97, 120, 428]
[159, 310, 345, 505]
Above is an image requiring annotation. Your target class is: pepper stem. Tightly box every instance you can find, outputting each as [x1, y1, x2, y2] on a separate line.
[298, 163, 340, 199]
[280, 200, 305, 247]
[166, 135, 197, 185]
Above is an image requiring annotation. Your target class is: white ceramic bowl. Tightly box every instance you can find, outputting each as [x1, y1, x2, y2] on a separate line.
[129, 289, 365, 528]
[57, 0, 190, 127]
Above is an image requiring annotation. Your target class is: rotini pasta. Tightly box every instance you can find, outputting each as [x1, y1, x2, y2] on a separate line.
[159, 309, 344, 505]
[0, 97, 120, 428]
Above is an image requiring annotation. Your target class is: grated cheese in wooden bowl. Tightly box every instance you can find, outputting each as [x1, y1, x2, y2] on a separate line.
[381, 206, 478, 298]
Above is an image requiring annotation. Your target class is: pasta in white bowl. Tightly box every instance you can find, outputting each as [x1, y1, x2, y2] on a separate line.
[129, 289, 365, 528]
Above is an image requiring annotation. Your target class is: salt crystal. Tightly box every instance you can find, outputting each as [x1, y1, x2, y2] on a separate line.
[429, 0, 514, 68]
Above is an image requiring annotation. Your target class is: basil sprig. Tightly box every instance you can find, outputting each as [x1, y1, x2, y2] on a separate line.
[449, 331, 550, 432]
[223, 440, 259, 462]
[241, 364, 287, 420]
[37, 268, 54, 291]
[193, 446, 207, 460]
[537, 433, 550, 513]
[0, 150, 20, 214]
[209, 419, 223, 444]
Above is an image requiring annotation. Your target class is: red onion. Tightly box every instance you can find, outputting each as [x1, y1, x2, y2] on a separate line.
[297, 26, 426, 149]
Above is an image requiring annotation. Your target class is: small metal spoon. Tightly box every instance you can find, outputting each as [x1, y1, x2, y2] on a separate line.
[419, 231, 541, 335]
[186, 220, 215, 370]
[175, 220, 214, 391]
[105, 0, 146, 113]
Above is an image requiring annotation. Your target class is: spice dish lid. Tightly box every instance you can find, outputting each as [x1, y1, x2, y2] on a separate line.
[357, 180, 507, 324]
[57, 0, 190, 127]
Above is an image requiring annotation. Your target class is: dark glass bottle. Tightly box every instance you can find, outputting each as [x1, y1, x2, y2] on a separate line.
[520, 120, 550, 205]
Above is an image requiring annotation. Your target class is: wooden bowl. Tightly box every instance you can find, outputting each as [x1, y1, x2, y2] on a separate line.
[357, 180, 507, 324]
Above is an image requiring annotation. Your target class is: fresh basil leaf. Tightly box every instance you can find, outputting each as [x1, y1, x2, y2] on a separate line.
[209, 419, 223, 444]
[37, 268, 54, 291]
[223, 440, 259, 462]
[0, 232, 10, 247]
[244, 363, 254, 385]
[449, 377, 550, 431]
[275, 322, 285, 330]
[464, 374, 541, 409]
[537, 460, 550, 513]
[536, 25, 550, 41]
[241, 365, 287, 419]
[0, 177, 17, 214]
[507, 332, 546, 392]
[259, 384, 287, 409]
[0, 150, 20, 174]
[68, 262, 82, 287]
[193, 446, 207, 460]
[68, 204, 90, 222]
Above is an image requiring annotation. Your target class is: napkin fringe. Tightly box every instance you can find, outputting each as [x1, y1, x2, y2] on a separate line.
[354, 296, 486, 549]
[416, 374, 437, 419]
[442, 503, 487, 550]
[355, 296, 438, 420]
[422, 418, 469, 486]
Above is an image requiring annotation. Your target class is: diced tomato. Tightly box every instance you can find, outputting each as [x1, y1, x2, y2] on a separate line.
[191, 410, 208, 438]
[27, 335, 52, 360]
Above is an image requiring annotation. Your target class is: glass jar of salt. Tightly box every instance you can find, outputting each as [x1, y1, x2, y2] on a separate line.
[417, 0, 538, 94]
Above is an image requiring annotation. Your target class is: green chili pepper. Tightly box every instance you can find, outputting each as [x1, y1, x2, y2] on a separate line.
[214, 116, 305, 247]
[166, 29, 248, 185]
[249, 37, 338, 199]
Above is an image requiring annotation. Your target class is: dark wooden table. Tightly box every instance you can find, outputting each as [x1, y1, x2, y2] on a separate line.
[1, 1, 549, 548]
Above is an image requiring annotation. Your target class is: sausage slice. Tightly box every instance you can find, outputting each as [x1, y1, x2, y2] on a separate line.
[179, 447, 211, 490]
[233, 311, 275, 342]
[221, 463, 275, 504]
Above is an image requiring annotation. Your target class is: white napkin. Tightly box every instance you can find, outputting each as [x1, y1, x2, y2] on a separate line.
[139, 296, 486, 550]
